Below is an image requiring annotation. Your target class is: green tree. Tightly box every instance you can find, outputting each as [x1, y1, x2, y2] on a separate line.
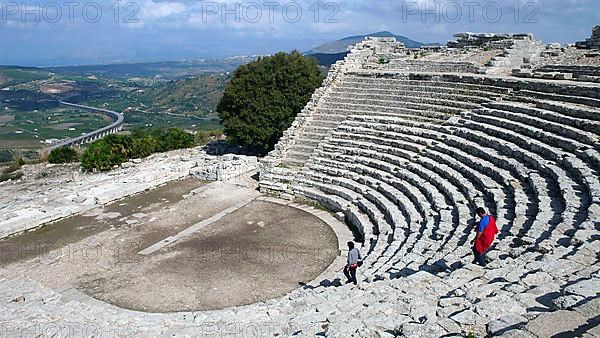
[80, 140, 113, 171]
[217, 51, 323, 154]
[48, 147, 79, 164]
[194, 130, 211, 145]
[80, 134, 132, 171]
[159, 128, 194, 151]
[130, 135, 158, 158]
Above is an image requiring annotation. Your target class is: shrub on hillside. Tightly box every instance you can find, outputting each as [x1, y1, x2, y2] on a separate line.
[0, 158, 25, 182]
[48, 147, 79, 164]
[80, 134, 131, 171]
[0, 171, 23, 182]
[130, 134, 159, 158]
[194, 130, 222, 145]
[80, 128, 195, 171]
[217, 51, 324, 154]
[159, 128, 194, 151]
[3, 161, 22, 174]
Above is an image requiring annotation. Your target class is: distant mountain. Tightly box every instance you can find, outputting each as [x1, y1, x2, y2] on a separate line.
[305, 31, 438, 67]
[306, 31, 430, 55]
[45, 57, 257, 80]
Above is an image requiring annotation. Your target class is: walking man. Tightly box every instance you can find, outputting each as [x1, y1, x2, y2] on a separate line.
[344, 241, 362, 285]
[471, 207, 499, 267]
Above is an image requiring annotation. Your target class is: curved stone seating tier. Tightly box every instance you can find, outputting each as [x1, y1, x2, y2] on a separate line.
[272, 72, 519, 170]
[483, 101, 600, 137]
[304, 134, 481, 265]
[423, 73, 600, 101]
[341, 116, 446, 141]
[331, 84, 495, 105]
[303, 152, 450, 278]
[511, 89, 600, 108]
[342, 74, 513, 96]
[535, 64, 600, 77]
[319, 107, 444, 124]
[326, 92, 481, 111]
[334, 118, 517, 238]
[329, 123, 505, 226]
[455, 115, 598, 204]
[447, 124, 594, 249]
[533, 100, 600, 122]
[465, 108, 600, 167]
[319, 96, 465, 116]
[437, 135, 558, 241]
[320, 101, 454, 121]
[426, 144, 526, 234]
[296, 168, 402, 269]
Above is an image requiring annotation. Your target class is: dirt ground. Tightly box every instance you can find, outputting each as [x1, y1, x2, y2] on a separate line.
[0, 176, 338, 312]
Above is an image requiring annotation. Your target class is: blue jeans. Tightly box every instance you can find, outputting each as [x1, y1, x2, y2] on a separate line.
[473, 246, 487, 266]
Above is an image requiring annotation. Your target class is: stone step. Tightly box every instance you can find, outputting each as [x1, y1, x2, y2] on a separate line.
[457, 118, 598, 193]
[449, 126, 588, 244]
[336, 80, 506, 99]
[321, 101, 456, 119]
[342, 73, 513, 94]
[323, 93, 478, 111]
[331, 85, 493, 104]
[468, 109, 600, 163]
[306, 153, 448, 277]
[514, 90, 600, 108]
[298, 171, 399, 267]
[485, 101, 600, 136]
[320, 107, 444, 124]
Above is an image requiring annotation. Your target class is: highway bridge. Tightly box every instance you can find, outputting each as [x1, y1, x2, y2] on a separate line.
[49, 102, 124, 150]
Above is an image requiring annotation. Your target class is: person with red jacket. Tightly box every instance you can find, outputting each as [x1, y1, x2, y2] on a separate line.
[471, 207, 499, 266]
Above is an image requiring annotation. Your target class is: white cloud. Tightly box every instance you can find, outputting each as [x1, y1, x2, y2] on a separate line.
[138, 0, 188, 20]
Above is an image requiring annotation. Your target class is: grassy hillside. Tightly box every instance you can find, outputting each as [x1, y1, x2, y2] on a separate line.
[138, 73, 229, 117]
[0, 66, 52, 87]
[0, 64, 232, 152]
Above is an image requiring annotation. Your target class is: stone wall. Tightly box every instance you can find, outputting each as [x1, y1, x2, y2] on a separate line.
[424, 72, 600, 99]
[448, 32, 533, 48]
[192, 154, 258, 181]
[576, 25, 600, 49]
[372, 60, 482, 73]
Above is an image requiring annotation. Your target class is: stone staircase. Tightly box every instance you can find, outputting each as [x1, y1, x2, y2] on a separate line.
[486, 36, 545, 75]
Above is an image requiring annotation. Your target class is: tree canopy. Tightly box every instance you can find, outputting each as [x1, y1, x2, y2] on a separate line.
[217, 51, 324, 154]
[48, 146, 79, 164]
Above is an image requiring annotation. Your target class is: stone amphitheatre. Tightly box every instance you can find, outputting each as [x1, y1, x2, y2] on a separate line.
[1, 28, 600, 337]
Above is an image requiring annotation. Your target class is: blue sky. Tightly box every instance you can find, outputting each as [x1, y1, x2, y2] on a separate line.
[1, 0, 599, 66]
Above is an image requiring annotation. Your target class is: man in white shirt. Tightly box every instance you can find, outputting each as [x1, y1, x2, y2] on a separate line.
[344, 241, 362, 285]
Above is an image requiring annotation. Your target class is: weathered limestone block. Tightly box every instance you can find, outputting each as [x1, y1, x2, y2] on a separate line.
[551, 295, 584, 310]
[450, 309, 477, 325]
[564, 278, 600, 298]
[525, 310, 588, 337]
[487, 314, 528, 336]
